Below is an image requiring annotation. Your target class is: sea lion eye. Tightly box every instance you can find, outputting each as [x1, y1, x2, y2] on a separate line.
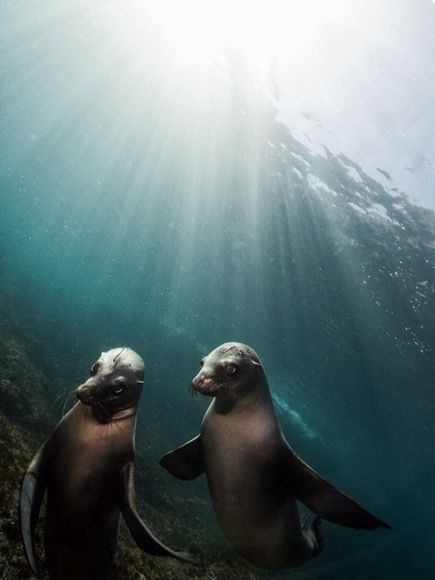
[224, 363, 238, 376]
[112, 379, 127, 394]
[200, 359, 204, 367]
[90, 362, 101, 376]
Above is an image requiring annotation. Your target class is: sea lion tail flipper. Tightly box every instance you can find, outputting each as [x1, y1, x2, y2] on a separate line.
[120, 462, 197, 564]
[288, 452, 392, 530]
[301, 514, 325, 557]
[19, 447, 48, 578]
[159, 434, 204, 480]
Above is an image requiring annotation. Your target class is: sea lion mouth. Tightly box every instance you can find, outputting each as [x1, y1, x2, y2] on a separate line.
[76, 384, 96, 406]
[191, 379, 223, 397]
[76, 390, 94, 405]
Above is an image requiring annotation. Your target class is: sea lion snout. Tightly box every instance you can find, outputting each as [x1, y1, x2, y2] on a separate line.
[76, 382, 96, 405]
[191, 373, 221, 396]
[191, 373, 209, 390]
[191, 374, 202, 389]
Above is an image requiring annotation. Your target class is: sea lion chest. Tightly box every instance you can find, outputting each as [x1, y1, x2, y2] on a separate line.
[43, 408, 135, 580]
[202, 405, 285, 497]
[201, 403, 303, 568]
[46, 409, 132, 511]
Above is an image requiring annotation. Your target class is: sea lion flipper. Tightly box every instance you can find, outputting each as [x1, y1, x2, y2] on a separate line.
[19, 447, 48, 578]
[120, 462, 197, 564]
[288, 453, 391, 530]
[301, 514, 325, 557]
[160, 435, 204, 480]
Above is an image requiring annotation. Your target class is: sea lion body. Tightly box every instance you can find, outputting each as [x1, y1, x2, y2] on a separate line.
[161, 342, 390, 570]
[20, 347, 193, 580]
[42, 403, 133, 579]
[201, 397, 310, 568]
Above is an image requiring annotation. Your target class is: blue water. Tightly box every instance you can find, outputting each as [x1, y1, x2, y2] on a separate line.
[1, 2, 435, 579]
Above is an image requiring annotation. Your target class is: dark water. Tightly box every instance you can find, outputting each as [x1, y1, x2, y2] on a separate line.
[1, 2, 435, 579]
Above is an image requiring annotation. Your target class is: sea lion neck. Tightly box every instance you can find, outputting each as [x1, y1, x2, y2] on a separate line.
[72, 400, 138, 424]
[111, 407, 138, 422]
[90, 402, 138, 424]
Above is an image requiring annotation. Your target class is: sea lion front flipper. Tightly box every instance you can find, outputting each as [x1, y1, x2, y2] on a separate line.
[287, 451, 391, 530]
[19, 445, 49, 578]
[159, 435, 204, 480]
[120, 462, 196, 564]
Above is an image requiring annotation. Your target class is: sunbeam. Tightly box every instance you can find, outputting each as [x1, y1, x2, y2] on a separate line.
[1, 2, 435, 576]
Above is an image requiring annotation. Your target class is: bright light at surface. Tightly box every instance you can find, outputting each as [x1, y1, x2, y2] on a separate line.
[111, 0, 373, 68]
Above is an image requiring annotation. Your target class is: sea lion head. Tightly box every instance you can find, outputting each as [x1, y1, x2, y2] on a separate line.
[191, 342, 263, 398]
[76, 347, 145, 422]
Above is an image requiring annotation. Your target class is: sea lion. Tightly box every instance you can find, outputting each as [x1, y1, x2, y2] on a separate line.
[20, 347, 193, 580]
[160, 342, 391, 570]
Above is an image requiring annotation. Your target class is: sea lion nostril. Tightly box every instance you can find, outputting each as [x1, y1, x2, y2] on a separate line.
[192, 374, 207, 389]
[77, 387, 94, 405]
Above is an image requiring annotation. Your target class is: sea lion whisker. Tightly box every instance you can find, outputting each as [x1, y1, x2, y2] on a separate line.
[61, 388, 77, 417]
[53, 386, 71, 405]
[52, 385, 75, 416]
[53, 389, 65, 403]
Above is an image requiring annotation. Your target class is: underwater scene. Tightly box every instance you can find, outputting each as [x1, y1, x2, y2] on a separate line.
[1, 1, 435, 578]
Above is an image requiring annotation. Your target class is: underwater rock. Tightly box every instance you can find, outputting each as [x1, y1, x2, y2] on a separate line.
[0, 336, 52, 434]
[0, 411, 41, 579]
